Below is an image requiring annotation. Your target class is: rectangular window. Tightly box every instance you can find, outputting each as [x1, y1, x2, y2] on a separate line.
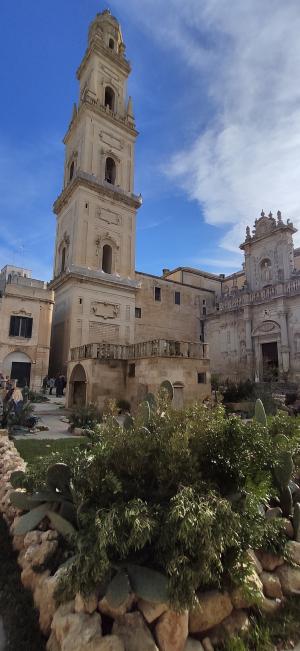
[154, 287, 161, 302]
[197, 372, 206, 384]
[79, 298, 83, 304]
[128, 363, 135, 377]
[202, 306, 207, 316]
[9, 316, 33, 339]
[175, 291, 181, 305]
[135, 307, 142, 318]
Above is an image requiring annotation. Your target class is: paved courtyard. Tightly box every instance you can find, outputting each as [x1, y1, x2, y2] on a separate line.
[13, 395, 72, 440]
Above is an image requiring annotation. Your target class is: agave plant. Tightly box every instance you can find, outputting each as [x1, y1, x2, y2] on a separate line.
[10, 463, 77, 538]
[103, 564, 169, 608]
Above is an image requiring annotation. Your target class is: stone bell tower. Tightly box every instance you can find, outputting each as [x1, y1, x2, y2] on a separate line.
[49, 9, 141, 374]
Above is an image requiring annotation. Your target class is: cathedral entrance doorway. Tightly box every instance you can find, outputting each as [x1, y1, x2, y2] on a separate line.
[69, 364, 87, 407]
[261, 342, 278, 381]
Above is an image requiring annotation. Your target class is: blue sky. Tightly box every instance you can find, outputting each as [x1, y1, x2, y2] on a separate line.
[1, 1, 300, 280]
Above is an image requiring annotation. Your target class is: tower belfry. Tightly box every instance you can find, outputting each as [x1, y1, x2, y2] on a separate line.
[50, 9, 141, 375]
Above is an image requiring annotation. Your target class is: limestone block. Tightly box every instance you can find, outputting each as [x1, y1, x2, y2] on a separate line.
[24, 531, 42, 547]
[201, 639, 214, 651]
[75, 592, 98, 614]
[256, 550, 284, 571]
[112, 612, 159, 651]
[98, 593, 134, 619]
[25, 539, 58, 567]
[285, 540, 300, 565]
[96, 637, 125, 651]
[183, 639, 204, 650]
[189, 591, 233, 634]
[47, 631, 61, 651]
[283, 519, 294, 539]
[137, 598, 168, 623]
[155, 609, 188, 651]
[35, 569, 69, 635]
[276, 564, 300, 595]
[52, 606, 102, 651]
[210, 610, 249, 645]
[41, 529, 58, 542]
[259, 597, 282, 614]
[247, 550, 263, 575]
[21, 565, 50, 592]
[260, 571, 283, 599]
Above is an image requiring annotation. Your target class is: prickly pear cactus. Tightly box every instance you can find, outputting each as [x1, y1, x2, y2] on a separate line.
[160, 380, 174, 401]
[273, 451, 294, 490]
[136, 401, 151, 426]
[279, 486, 293, 518]
[293, 502, 300, 542]
[46, 463, 72, 494]
[254, 399, 267, 426]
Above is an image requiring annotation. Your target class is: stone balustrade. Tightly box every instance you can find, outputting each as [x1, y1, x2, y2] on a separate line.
[70, 339, 209, 362]
[216, 277, 300, 313]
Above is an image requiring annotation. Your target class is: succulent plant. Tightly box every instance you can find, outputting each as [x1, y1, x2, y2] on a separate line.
[160, 380, 174, 401]
[104, 564, 168, 609]
[123, 414, 134, 430]
[136, 401, 151, 426]
[9, 462, 77, 538]
[293, 502, 300, 542]
[273, 450, 294, 517]
[254, 399, 267, 426]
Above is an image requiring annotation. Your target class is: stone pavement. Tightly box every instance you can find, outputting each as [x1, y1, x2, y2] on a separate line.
[13, 395, 72, 440]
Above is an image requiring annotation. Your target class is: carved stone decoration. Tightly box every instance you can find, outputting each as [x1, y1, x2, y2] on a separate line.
[90, 301, 120, 319]
[252, 320, 280, 336]
[12, 309, 32, 317]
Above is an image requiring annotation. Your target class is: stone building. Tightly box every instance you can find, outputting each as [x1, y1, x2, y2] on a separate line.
[205, 211, 300, 383]
[0, 266, 54, 390]
[49, 10, 211, 408]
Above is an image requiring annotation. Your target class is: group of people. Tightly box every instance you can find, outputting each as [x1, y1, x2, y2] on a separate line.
[42, 374, 66, 397]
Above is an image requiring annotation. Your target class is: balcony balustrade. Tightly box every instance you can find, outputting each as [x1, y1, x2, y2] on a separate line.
[217, 277, 300, 312]
[70, 339, 209, 362]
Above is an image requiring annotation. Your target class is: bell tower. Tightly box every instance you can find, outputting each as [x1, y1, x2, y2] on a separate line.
[50, 10, 141, 374]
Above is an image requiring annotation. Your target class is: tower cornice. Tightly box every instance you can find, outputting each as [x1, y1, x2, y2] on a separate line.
[53, 170, 142, 215]
[77, 39, 131, 81]
[63, 97, 138, 145]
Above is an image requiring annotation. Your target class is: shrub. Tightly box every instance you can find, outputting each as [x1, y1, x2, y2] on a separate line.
[223, 379, 255, 403]
[69, 404, 102, 430]
[16, 396, 299, 611]
[26, 390, 49, 403]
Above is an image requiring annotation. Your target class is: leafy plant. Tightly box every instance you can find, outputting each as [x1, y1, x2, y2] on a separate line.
[254, 399, 267, 426]
[69, 404, 102, 430]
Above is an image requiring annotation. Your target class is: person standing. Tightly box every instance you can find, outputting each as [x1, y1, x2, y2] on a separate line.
[49, 377, 55, 395]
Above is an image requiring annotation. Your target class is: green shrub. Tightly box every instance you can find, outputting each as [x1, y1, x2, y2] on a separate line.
[223, 379, 255, 403]
[17, 395, 299, 611]
[26, 390, 49, 403]
[69, 404, 102, 430]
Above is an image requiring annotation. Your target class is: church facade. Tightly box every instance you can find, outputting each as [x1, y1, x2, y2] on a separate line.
[48, 10, 300, 407]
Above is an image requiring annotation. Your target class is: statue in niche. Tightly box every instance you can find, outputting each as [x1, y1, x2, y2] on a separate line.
[261, 259, 272, 282]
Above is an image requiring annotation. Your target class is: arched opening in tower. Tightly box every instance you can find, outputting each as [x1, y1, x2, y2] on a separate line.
[102, 244, 112, 274]
[105, 157, 116, 184]
[105, 86, 115, 112]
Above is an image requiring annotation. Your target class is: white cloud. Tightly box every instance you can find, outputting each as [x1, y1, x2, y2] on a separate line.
[113, 0, 300, 251]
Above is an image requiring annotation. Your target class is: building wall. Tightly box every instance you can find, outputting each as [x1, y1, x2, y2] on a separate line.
[134, 272, 212, 343]
[0, 282, 54, 390]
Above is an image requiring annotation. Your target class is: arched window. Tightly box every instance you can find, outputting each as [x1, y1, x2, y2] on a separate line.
[61, 247, 66, 273]
[69, 161, 75, 181]
[109, 38, 115, 50]
[102, 245, 112, 274]
[105, 86, 115, 112]
[105, 157, 116, 184]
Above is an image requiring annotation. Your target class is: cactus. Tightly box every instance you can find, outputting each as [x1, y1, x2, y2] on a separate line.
[278, 486, 293, 517]
[10, 470, 26, 488]
[9, 490, 41, 511]
[136, 401, 151, 426]
[46, 463, 72, 494]
[127, 564, 168, 604]
[123, 414, 134, 430]
[254, 399, 267, 426]
[144, 393, 157, 410]
[273, 451, 294, 489]
[46, 511, 76, 538]
[105, 571, 131, 608]
[272, 450, 294, 517]
[14, 503, 51, 535]
[293, 503, 300, 542]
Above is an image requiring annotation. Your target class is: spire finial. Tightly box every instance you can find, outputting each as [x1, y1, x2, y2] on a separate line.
[268, 211, 273, 218]
[261, 209, 265, 217]
[277, 210, 282, 223]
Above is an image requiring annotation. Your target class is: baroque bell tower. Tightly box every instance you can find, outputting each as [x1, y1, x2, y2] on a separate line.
[50, 9, 141, 374]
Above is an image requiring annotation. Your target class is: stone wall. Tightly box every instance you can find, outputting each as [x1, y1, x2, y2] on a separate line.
[2, 432, 300, 650]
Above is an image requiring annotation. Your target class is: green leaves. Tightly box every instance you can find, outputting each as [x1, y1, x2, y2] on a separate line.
[14, 504, 50, 535]
[47, 512, 76, 538]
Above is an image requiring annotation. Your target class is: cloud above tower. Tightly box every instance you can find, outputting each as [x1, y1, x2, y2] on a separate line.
[115, 0, 300, 250]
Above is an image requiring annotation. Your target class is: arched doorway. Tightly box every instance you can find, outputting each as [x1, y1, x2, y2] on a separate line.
[69, 364, 87, 407]
[3, 351, 32, 387]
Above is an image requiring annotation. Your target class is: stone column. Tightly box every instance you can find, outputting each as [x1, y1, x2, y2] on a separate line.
[278, 308, 290, 374]
[244, 306, 254, 377]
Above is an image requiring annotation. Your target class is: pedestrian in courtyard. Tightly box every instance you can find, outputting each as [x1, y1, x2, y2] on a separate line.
[42, 375, 49, 393]
[49, 377, 55, 395]
[11, 383, 23, 415]
[55, 375, 64, 397]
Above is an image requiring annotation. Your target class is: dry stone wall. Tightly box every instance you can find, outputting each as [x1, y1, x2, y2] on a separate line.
[2, 430, 300, 650]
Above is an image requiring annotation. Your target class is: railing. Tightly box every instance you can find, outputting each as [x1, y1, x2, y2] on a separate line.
[66, 169, 142, 205]
[70, 339, 209, 362]
[5, 276, 47, 290]
[217, 277, 300, 312]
